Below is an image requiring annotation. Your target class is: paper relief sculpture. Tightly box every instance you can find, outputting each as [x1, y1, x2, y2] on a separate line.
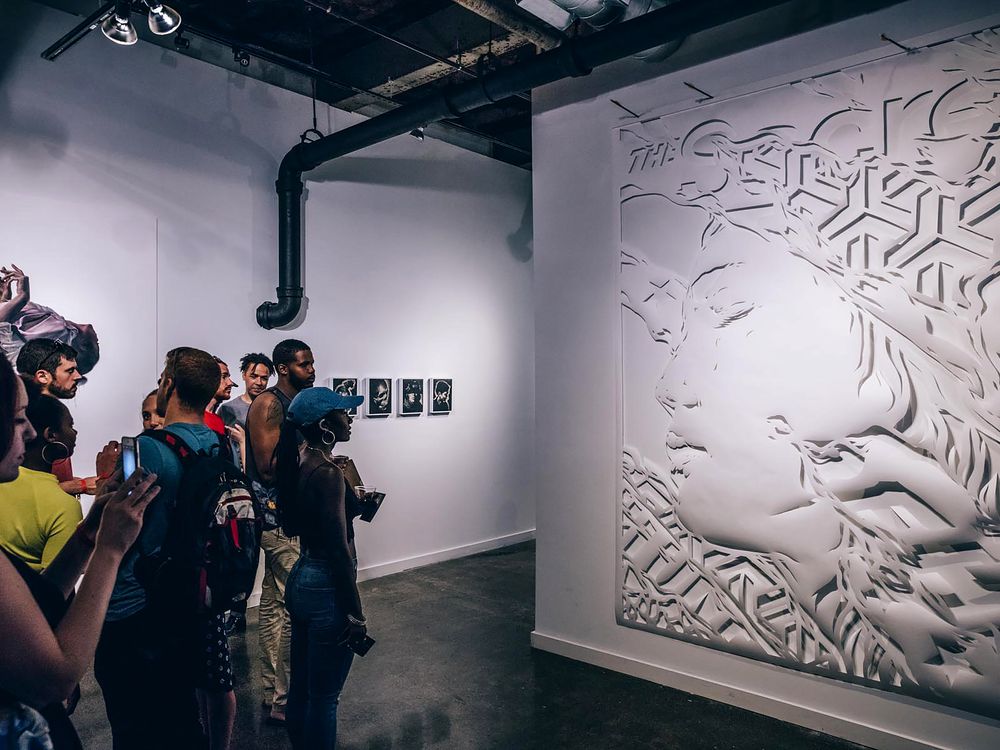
[616, 30, 1000, 717]
[1, 264, 101, 374]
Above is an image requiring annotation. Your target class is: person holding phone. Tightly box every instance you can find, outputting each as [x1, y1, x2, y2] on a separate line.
[0, 379, 117, 571]
[275, 387, 367, 750]
[0, 354, 160, 749]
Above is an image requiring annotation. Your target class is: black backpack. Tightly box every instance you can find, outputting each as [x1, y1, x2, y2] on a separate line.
[138, 429, 263, 616]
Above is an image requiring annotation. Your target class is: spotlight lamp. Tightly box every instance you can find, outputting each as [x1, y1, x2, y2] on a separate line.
[146, 3, 182, 35]
[101, 1, 138, 45]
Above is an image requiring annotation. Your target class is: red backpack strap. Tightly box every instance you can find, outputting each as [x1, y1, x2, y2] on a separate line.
[141, 428, 196, 461]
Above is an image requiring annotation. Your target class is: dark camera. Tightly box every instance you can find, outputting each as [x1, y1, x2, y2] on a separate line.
[339, 628, 375, 656]
[358, 492, 385, 523]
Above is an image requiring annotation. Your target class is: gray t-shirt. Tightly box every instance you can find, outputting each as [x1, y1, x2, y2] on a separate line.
[218, 397, 251, 428]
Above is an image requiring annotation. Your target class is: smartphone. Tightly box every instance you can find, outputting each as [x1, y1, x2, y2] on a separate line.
[121, 436, 140, 479]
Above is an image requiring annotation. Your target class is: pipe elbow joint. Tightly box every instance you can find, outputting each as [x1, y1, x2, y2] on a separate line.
[256, 288, 302, 330]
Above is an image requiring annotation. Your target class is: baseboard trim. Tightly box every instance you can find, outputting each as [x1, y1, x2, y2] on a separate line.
[529, 632, 998, 750]
[247, 529, 535, 608]
[357, 529, 535, 582]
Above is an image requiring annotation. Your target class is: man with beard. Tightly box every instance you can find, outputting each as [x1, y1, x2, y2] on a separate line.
[15, 339, 83, 400]
[245, 339, 314, 726]
[15, 338, 104, 496]
[207, 357, 236, 415]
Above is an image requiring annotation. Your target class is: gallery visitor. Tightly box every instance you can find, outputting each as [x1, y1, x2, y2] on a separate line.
[0, 353, 160, 749]
[275, 386, 367, 749]
[245, 338, 315, 726]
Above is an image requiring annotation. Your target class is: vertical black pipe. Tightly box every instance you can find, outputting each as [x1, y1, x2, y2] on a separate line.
[256, 173, 303, 329]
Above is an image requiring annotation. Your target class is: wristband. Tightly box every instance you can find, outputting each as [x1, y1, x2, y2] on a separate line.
[78, 479, 87, 495]
[347, 613, 367, 627]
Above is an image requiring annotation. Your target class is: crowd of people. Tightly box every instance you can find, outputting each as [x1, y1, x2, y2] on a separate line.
[0, 267, 369, 750]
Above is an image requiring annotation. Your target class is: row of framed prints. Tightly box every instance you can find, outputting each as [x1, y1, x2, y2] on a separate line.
[327, 378, 453, 417]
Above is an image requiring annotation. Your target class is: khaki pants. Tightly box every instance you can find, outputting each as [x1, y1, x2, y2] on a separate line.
[259, 529, 299, 710]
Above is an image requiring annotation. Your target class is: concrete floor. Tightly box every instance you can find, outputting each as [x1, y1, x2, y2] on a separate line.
[72, 542, 870, 749]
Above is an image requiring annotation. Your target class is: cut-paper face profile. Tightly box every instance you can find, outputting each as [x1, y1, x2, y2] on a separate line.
[617, 29, 1000, 718]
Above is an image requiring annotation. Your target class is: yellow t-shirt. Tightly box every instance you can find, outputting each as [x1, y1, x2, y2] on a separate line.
[0, 466, 83, 570]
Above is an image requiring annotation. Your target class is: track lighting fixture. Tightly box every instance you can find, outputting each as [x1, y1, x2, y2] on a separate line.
[42, 0, 181, 60]
[233, 48, 251, 67]
[147, 3, 182, 35]
[101, 0, 138, 45]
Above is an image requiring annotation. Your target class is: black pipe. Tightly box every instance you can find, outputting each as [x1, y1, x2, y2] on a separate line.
[257, 0, 790, 328]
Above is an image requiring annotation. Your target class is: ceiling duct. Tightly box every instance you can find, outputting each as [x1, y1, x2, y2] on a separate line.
[550, 0, 626, 29]
[527, 0, 683, 61]
[623, 0, 685, 61]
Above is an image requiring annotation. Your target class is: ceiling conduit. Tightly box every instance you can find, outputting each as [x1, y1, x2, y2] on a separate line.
[256, 0, 794, 329]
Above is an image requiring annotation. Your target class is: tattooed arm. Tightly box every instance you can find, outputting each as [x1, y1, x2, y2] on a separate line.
[247, 391, 284, 485]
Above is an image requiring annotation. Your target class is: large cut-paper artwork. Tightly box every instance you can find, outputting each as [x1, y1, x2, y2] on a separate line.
[0, 264, 101, 375]
[616, 30, 1000, 717]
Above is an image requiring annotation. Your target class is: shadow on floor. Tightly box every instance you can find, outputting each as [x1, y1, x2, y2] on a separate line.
[72, 542, 869, 749]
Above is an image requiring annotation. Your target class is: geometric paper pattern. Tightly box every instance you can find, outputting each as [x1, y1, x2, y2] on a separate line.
[617, 29, 1000, 718]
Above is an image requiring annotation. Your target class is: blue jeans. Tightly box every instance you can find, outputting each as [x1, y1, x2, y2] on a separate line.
[284, 556, 355, 749]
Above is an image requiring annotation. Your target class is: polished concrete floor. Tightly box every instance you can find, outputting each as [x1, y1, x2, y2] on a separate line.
[73, 542, 869, 749]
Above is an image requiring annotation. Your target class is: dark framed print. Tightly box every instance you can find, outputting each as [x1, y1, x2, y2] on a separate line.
[365, 378, 392, 417]
[428, 378, 452, 415]
[398, 378, 424, 416]
[328, 377, 360, 415]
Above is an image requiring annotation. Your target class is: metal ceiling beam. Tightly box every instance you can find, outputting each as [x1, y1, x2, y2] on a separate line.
[335, 32, 532, 114]
[303, 0, 476, 80]
[181, 23, 528, 163]
[449, 0, 564, 50]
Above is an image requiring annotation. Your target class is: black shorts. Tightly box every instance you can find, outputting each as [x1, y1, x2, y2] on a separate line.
[195, 613, 234, 692]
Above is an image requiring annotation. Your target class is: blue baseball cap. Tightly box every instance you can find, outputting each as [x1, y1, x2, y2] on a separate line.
[287, 387, 363, 427]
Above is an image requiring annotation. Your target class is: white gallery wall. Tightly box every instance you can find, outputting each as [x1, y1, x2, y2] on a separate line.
[0, 0, 534, 577]
[532, 2, 1000, 749]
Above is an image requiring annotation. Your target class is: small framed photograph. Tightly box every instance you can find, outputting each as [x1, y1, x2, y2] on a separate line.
[428, 378, 452, 415]
[365, 378, 392, 418]
[397, 378, 424, 417]
[328, 378, 360, 416]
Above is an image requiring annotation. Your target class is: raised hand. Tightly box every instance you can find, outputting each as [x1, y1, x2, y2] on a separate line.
[95, 441, 121, 485]
[94, 470, 161, 557]
[0, 265, 28, 298]
[226, 423, 246, 448]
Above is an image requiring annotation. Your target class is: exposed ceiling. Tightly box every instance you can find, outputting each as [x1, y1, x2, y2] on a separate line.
[30, 0, 912, 169]
[34, 0, 569, 168]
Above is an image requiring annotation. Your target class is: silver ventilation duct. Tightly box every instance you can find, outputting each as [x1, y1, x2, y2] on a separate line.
[528, 0, 684, 61]
[623, 0, 684, 61]
[550, 0, 627, 29]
